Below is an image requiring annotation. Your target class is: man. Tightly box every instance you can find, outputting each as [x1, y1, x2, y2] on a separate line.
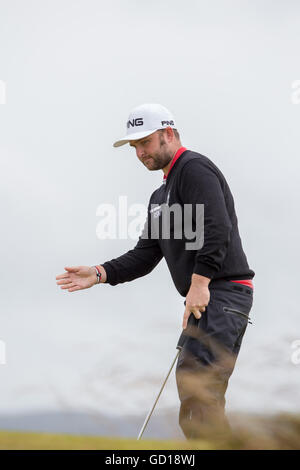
[56, 103, 255, 440]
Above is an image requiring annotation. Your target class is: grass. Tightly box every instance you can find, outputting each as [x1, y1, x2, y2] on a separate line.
[0, 430, 212, 450]
[0, 413, 300, 450]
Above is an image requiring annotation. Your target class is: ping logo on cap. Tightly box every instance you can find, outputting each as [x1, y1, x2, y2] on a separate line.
[161, 120, 174, 126]
[127, 118, 144, 128]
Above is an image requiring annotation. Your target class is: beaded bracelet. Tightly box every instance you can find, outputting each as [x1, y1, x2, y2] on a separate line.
[94, 265, 102, 283]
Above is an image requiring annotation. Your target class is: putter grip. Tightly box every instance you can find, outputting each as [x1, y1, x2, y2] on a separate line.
[176, 299, 188, 350]
[176, 329, 187, 350]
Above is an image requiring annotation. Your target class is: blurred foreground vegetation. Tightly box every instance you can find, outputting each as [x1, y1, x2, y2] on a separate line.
[0, 413, 299, 450]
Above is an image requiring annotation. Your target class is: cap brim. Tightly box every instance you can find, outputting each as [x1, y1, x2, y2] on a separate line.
[113, 129, 158, 148]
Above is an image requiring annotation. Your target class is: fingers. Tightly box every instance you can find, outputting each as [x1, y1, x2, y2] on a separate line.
[56, 273, 70, 280]
[194, 310, 202, 319]
[57, 280, 73, 288]
[64, 266, 80, 273]
[60, 283, 81, 292]
[182, 308, 191, 330]
[56, 277, 72, 285]
[56, 267, 83, 292]
[56, 267, 80, 281]
[67, 285, 82, 292]
[182, 306, 207, 329]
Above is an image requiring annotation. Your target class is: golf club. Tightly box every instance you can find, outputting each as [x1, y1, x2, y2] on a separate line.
[137, 331, 186, 440]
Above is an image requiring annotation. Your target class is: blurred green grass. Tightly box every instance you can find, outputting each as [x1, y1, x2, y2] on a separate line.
[0, 413, 299, 450]
[0, 430, 212, 450]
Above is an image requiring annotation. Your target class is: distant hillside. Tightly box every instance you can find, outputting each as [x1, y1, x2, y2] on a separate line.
[1, 412, 300, 450]
[0, 409, 299, 450]
[0, 408, 184, 440]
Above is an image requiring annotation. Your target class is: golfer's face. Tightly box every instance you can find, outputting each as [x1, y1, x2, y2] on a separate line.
[129, 132, 160, 169]
[129, 131, 168, 170]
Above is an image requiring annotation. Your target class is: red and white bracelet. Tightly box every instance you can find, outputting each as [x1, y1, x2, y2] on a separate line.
[94, 265, 102, 283]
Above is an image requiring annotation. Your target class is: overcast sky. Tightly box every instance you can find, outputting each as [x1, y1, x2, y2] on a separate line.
[0, 0, 299, 417]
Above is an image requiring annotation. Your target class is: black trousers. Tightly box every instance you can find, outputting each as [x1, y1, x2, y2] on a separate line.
[176, 279, 254, 439]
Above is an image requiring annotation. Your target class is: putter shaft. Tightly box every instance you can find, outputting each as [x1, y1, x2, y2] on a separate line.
[137, 348, 181, 440]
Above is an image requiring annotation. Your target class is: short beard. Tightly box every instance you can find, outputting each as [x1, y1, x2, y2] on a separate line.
[147, 133, 173, 170]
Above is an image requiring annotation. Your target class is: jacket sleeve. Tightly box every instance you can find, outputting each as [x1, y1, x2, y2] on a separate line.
[178, 160, 232, 279]
[101, 199, 163, 285]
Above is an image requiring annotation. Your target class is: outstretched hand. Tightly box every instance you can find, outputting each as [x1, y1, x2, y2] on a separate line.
[56, 266, 99, 292]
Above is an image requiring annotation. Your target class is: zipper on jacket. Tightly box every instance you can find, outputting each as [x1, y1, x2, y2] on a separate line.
[223, 306, 253, 324]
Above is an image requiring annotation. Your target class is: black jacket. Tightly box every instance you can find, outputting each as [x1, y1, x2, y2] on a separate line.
[102, 149, 255, 297]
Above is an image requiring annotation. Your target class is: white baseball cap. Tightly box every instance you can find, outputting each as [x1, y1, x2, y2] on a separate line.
[113, 103, 177, 147]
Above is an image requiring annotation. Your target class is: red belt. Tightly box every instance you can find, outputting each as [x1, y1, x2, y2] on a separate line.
[230, 279, 254, 289]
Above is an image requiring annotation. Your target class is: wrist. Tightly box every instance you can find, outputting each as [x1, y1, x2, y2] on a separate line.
[191, 273, 211, 287]
[95, 265, 102, 284]
[93, 265, 107, 284]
